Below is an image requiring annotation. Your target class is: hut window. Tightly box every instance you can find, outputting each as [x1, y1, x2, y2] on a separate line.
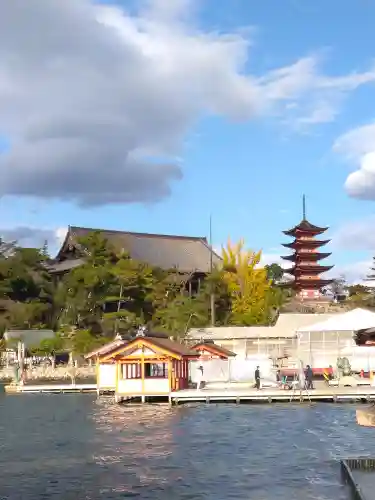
[145, 362, 167, 378]
[123, 363, 141, 379]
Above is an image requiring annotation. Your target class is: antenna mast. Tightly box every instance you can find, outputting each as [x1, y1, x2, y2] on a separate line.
[209, 214, 213, 273]
[209, 214, 215, 326]
[302, 194, 306, 220]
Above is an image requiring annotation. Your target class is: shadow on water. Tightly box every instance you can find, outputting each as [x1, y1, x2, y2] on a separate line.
[0, 395, 374, 499]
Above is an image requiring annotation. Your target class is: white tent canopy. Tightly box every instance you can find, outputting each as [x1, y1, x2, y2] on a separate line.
[296, 308, 375, 333]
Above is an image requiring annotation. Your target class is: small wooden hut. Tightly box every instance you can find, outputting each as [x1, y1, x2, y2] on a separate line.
[99, 332, 199, 400]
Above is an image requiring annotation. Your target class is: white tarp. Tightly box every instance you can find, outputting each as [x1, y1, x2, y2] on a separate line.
[340, 345, 375, 372]
[190, 355, 274, 384]
[296, 308, 375, 333]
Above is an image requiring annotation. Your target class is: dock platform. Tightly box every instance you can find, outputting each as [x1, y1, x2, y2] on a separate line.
[4, 383, 112, 394]
[169, 387, 375, 404]
[5, 384, 375, 403]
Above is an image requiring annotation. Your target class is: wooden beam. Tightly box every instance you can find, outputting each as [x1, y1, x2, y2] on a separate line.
[141, 346, 145, 394]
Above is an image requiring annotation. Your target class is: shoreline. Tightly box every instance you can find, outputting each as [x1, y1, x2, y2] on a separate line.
[0, 377, 96, 386]
[3, 382, 375, 405]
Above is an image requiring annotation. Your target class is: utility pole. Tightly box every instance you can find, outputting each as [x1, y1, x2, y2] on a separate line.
[209, 214, 215, 326]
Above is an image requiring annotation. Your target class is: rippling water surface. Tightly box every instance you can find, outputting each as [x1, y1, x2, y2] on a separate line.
[1, 394, 375, 499]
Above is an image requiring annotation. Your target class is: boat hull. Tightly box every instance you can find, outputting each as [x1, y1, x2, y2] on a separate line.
[356, 406, 375, 427]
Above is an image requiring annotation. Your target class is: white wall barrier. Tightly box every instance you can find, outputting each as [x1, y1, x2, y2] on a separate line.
[190, 355, 275, 384]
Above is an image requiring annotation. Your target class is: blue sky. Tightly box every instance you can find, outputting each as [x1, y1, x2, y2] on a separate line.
[1, 0, 375, 281]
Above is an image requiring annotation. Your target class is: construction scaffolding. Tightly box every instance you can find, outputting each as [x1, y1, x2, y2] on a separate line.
[296, 308, 375, 372]
[297, 330, 354, 369]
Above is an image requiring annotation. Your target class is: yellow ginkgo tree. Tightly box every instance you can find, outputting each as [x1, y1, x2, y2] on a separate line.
[221, 239, 278, 325]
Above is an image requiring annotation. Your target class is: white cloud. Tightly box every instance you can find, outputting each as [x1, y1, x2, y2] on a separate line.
[331, 216, 375, 251]
[0, 1, 374, 207]
[55, 227, 68, 246]
[0, 226, 67, 252]
[334, 123, 375, 200]
[327, 260, 372, 285]
[259, 252, 288, 269]
[345, 152, 375, 200]
[334, 123, 375, 159]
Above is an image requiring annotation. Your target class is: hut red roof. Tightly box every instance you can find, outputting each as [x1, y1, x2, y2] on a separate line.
[191, 341, 237, 358]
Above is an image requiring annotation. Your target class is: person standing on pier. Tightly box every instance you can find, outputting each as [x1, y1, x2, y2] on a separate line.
[305, 365, 314, 390]
[255, 366, 261, 390]
[196, 364, 204, 390]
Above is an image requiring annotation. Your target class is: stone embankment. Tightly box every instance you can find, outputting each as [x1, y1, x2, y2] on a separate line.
[0, 365, 96, 382]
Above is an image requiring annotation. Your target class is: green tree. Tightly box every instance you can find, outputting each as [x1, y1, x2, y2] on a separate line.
[152, 292, 209, 337]
[196, 267, 231, 326]
[265, 263, 284, 282]
[347, 284, 370, 297]
[56, 232, 115, 331]
[56, 232, 159, 337]
[30, 334, 65, 367]
[103, 251, 155, 334]
[31, 334, 65, 357]
[0, 243, 55, 329]
[70, 329, 107, 356]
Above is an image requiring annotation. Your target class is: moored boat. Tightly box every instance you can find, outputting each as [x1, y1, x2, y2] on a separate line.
[356, 405, 375, 427]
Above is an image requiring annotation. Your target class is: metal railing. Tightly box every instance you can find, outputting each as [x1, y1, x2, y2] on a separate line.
[341, 458, 375, 500]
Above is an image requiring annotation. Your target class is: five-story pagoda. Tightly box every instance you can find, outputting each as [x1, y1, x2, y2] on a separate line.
[281, 196, 334, 300]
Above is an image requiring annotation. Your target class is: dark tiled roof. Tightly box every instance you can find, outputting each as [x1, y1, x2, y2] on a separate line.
[283, 219, 328, 236]
[4, 329, 55, 348]
[281, 252, 331, 261]
[148, 337, 198, 357]
[56, 226, 221, 273]
[282, 239, 330, 249]
[110, 336, 198, 358]
[280, 278, 333, 289]
[85, 339, 127, 359]
[144, 332, 169, 339]
[85, 332, 174, 359]
[284, 265, 334, 275]
[191, 342, 237, 357]
[46, 258, 84, 274]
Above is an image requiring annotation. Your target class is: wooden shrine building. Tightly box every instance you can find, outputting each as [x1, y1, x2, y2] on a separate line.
[85, 337, 129, 392]
[47, 226, 221, 295]
[281, 195, 334, 301]
[99, 331, 199, 401]
[191, 340, 237, 360]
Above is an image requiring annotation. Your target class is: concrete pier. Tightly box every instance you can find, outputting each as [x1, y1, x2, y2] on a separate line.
[170, 386, 375, 404]
[4, 383, 113, 394]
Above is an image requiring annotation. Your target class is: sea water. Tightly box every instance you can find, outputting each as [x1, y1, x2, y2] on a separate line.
[0, 394, 373, 499]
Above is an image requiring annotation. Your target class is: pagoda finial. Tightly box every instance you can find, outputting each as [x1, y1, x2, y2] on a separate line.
[302, 194, 306, 220]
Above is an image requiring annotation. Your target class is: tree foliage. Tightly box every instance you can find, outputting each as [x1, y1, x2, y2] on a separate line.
[0, 232, 288, 351]
[30, 334, 65, 357]
[346, 285, 375, 310]
[221, 240, 281, 325]
[0, 242, 54, 330]
[265, 263, 284, 282]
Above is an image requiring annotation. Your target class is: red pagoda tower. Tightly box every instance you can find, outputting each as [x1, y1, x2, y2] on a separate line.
[281, 196, 334, 300]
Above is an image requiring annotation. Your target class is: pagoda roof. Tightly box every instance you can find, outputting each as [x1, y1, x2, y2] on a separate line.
[52, 226, 222, 274]
[282, 239, 330, 249]
[284, 265, 334, 275]
[281, 279, 333, 288]
[281, 252, 331, 262]
[283, 219, 328, 236]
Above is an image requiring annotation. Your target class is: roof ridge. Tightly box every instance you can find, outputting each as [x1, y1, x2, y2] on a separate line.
[197, 237, 222, 261]
[70, 226, 207, 242]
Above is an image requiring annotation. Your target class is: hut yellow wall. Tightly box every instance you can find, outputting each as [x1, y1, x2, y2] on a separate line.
[97, 363, 117, 389]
